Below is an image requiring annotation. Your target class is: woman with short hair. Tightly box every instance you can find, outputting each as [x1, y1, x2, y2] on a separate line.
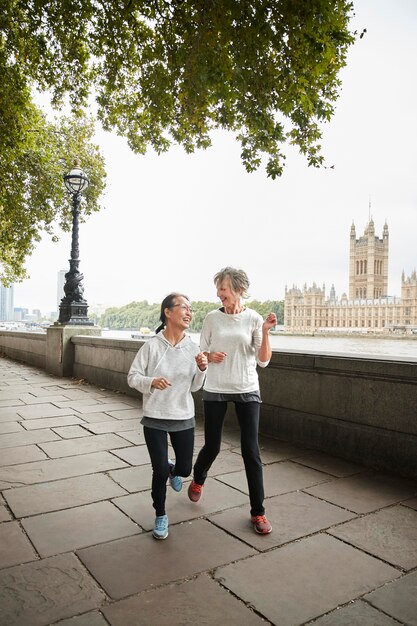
[188, 268, 277, 534]
[128, 293, 207, 540]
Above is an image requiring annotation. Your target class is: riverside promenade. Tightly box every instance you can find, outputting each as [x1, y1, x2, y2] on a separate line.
[0, 355, 416, 626]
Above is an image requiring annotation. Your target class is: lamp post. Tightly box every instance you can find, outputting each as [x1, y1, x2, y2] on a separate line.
[58, 161, 94, 326]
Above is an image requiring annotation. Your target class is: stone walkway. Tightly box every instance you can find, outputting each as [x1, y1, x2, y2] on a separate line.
[0, 356, 416, 626]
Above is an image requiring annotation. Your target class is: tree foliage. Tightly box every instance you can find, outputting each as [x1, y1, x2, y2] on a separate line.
[1, 0, 356, 281]
[0, 101, 106, 283]
[99, 299, 284, 332]
[3, 0, 355, 180]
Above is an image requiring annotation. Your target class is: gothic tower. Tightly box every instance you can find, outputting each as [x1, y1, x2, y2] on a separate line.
[348, 220, 389, 300]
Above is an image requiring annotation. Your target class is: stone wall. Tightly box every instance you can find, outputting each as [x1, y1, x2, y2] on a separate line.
[0, 330, 416, 478]
[72, 335, 139, 396]
[258, 351, 417, 478]
[0, 331, 46, 369]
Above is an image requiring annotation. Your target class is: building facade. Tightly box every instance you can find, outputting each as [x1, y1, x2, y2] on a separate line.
[0, 283, 14, 322]
[284, 221, 417, 334]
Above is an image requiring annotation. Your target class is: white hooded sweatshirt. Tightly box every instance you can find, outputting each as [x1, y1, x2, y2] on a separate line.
[127, 333, 205, 420]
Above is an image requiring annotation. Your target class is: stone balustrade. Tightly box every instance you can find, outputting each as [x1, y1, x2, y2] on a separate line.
[0, 329, 416, 478]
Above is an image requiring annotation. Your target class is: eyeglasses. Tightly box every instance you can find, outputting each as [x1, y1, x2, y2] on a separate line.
[171, 304, 194, 313]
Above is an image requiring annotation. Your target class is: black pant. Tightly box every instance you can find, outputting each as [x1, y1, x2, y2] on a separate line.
[144, 426, 194, 516]
[193, 401, 265, 517]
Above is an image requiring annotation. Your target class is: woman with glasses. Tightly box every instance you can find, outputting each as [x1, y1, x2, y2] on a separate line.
[128, 293, 207, 540]
[188, 267, 277, 535]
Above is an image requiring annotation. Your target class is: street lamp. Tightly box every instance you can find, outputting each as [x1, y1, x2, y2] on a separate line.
[58, 161, 94, 326]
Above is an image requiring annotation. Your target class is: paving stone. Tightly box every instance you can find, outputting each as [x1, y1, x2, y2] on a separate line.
[291, 451, 365, 477]
[17, 404, 78, 419]
[0, 391, 26, 401]
[0, 421, 23, 434]
[58, 389, 102, 400]
[328, 505, 417, 569]
[106, 408, 142, 419]
[0, 408, 21, 422]
[0, 552, 105, 626]
[0, 505, 12, 521]
[52, 425, 93, 438]
[0, 451, 128, 487]
[38, 433, 131, 458]
[113, 476, 248, 529]
[402, 496, 417, 510]
[194, 432, 229, 451]
[75, 402, 134, 414]
[217, 460, 331, 496]
[203, 448, 250, 476]
[0, 399, 23, 407]
[77, 412, 118, 423]
[110, 444, 150, 465]
[364, 570, 417, 626]
[210, 491, 356, 551]
[114, 430, 145, 445]
[22, 501, 141, 557]
[214, 534, 400, 626]
[53, 399, 106, 409]
[51, 611, 108, 626]
[21, 416, 85, 430]
[0, 521, 38, 569]
[305, 471, 417, 514]
[78, 518, 256, 599]
[0, 444, 48, 467]
[309, 599, 400, 625]
[0, 385, 33, 395]
[25, 387, 83, 397]
[4, 473, 128, 517]
[0, 428, 60, 451]
[220, 428, 242, 447]
[83, 418, 141, 434]
[258, 436, 310, 463]
[108, 464, 153, 493]
[102, 573, 266, 625]
[19, 395, 72, 405]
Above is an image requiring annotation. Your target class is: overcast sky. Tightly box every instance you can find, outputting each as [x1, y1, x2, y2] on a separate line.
[14, 0, 417, 315]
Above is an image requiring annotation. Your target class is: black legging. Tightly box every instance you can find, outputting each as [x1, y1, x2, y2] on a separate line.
[193, 401, 265, 516]
[144, 426, 194, 516]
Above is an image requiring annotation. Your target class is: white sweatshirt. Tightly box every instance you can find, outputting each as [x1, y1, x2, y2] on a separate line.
[127, 333, 205, 419]
[200, 308, 270, 394]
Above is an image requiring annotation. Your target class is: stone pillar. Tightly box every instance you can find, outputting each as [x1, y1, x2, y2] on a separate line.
[46, 325, 101, 377]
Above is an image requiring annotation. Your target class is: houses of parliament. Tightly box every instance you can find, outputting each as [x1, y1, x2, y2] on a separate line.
[284, 220, 417, 334]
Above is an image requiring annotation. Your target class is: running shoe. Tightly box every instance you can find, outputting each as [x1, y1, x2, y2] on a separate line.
[187, 480, 203, 502]
[153, 514, 169, 540]
[251, 515, 272, 534]
[168, 459, 182, 492]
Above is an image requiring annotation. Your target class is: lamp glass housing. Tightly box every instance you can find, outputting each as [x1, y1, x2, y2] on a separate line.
[64, 167, 89, 194]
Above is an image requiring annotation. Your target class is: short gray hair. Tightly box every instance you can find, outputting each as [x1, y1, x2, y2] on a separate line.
[214, 267, 250, 299]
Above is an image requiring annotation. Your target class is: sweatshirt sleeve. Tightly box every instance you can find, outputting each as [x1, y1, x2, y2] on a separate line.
[127, 343, 154, 394]
[191, 366, 206, 392]
[253, 313, 271, 368]
[199, 314, 211, 353]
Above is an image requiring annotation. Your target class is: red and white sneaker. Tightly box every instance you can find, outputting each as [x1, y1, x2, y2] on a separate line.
[251, 515, 272, 534]
[188, 480, 203, 502]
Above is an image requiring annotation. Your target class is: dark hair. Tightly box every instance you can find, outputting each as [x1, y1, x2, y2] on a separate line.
[155, 292, 190, 334]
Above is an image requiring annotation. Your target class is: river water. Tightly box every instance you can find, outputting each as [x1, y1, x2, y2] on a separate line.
[102, 329, 417, 361]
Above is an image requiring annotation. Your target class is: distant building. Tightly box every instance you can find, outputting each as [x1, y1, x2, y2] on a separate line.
[0, 283, 14, 321]
[57, 269, 66, 313]
[14, 307, 28, 322]
[284, 221, 417, 334]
